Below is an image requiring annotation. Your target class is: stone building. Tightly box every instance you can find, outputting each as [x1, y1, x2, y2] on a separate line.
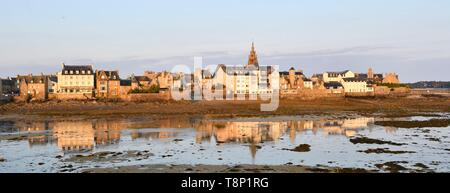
[382, 73, 400, 84]
[119, 79, 133, 97]
[279, 67, 310, 90]
[143, 71, 174, 91]
[56, 64, 95, 99]
[355, 68, 400, 84]
[95, 70, 120, 98]
[17, 74, 49, 101]
[130, 75, 152, 89]
[355, 68, 383, 83]
[157, 71, 174, 90]
[0, 77, 19, 95]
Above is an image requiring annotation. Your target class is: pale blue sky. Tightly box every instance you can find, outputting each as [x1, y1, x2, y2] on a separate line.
[1, 0, 449, 82]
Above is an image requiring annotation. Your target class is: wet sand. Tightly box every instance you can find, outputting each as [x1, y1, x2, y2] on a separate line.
[82, 164, 373, 173]
[1, 97, 448, 173]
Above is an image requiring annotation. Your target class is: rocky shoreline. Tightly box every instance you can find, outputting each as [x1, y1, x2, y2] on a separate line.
[0, 97, 449, 120]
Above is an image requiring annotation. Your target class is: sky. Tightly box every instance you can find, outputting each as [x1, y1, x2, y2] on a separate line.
[0, 0, 449, 82]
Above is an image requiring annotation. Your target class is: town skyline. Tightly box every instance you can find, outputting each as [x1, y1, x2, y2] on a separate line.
[0, 41, 444, 83]
[1, 0, 450, 82]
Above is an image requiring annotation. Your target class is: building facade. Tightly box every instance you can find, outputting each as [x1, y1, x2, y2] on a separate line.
[0, 77, 19, 96]
[17, 75, 49, 101]
[341, 78, 374, 93]
[323, 70, 355, 83]
[209, 43, 273, 96]
[95, 70, 120, 98]
[56, 64, 95, 99]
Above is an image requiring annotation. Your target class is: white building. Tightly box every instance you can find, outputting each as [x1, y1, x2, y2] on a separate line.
[323, 70, 355, 83]
[341, 78, 374, 93]
[211, 43, 273, 96]
[56, 64, 95, 96]
[303, 77, 313, 89]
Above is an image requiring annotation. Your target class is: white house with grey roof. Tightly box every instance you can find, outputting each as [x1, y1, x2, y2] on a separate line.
[56, 64, 95, 98]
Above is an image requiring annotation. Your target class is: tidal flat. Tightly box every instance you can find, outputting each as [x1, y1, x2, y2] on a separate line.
[0, 98, 449, 173]
[0, 113, 449, 173]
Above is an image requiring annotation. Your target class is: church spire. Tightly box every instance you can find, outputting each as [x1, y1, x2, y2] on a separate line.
[247, 42, 259, 67]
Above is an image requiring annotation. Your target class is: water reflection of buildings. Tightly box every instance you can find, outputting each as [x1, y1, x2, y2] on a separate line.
[13, 120, 123, 152]
[195, 117, 376, 145]
[10, 116, 378, 154]
[193, 117, 376, 159]
[130, 131, 176, 140]
[53, 121, 95, 151]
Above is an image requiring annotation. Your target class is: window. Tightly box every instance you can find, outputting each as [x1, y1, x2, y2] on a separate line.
[70, 70, 73, 74]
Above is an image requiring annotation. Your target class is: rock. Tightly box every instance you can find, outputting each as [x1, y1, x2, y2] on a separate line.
[358, 148, 415, 154]
[0, 156, 6, 162]
[414, 163, 429, 169]
[375, 161, 409, 173]
[350, 137, 404, 146]
[285, 144, 311, 152]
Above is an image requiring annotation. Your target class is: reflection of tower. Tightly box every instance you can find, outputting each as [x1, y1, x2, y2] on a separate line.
[288, 121, 297, 143]
[247, 42, 259, 67]
[249, 144, 258, 163]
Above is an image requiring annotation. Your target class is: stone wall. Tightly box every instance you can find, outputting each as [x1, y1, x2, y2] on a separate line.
[345, 92, 375, 97]
[374, 86, 411, 97]
[374, 86, 390, 96]
[281, 89, 344, 100]
[390, 87, 411, 96]
[50, 93, 94, 100]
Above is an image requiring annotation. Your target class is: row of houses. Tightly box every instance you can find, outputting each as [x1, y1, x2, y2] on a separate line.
[7, 64, 175, 101]
[2, 42, 402, 101]
[170, 43, 401, 98]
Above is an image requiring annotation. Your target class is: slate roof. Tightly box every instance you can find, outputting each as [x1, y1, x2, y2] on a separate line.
[133, 76, 150, 82]
[324, 82, 343, 89]
[120, 79, 132, 86]
[279, 71, 304, 76]
[326, 70, 351, 77]
[62, 65, 93, 75]
[17, 75, 47, 84]
[98, 70, 120, 80]
[342, 77, 368, 82]
[49, 75, 58, 82]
